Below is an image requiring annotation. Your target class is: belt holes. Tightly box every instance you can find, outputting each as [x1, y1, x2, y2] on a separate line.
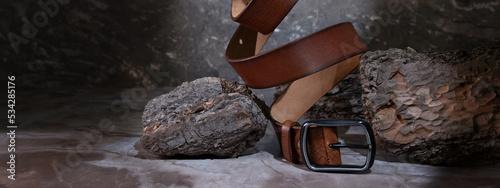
[239, 39, 243, 45]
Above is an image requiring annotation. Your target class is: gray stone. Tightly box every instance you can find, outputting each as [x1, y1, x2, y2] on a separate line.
[359, 46, 500, 165]
[140, 77, 269, 157]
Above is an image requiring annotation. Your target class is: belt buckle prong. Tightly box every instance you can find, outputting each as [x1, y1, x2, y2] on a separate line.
[300, 120, 376, 172]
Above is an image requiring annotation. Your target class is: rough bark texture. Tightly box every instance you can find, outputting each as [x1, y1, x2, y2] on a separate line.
[140, 77, 269, 158]
[359, 46, 500, 165]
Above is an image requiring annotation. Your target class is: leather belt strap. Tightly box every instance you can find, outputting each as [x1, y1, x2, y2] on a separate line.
[225, 0, 368, 166]
[280, 121, 299, 163]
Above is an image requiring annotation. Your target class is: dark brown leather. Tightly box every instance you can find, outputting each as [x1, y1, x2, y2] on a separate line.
[274, 121, 341, 165]
[225, 0, 367, 166]
[226, 23, 367, 89]
[280, 121, 299, 163]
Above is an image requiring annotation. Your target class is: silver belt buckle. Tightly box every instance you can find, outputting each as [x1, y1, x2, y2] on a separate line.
[300, 119, 376, 172]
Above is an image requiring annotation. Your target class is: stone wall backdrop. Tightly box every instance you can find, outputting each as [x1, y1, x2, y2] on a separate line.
[1, 0, 499, 89]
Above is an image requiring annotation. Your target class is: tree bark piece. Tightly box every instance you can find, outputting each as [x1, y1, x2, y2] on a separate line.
[140, 77, 269, 158]
[359, 46, 500, 165]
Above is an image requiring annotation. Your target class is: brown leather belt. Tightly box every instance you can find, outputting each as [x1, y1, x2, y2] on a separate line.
[225, 0, 375, 172]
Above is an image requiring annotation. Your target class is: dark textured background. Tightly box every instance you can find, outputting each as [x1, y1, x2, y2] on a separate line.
[1, 2, 499, 186]
[1, 0, 499, 89]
